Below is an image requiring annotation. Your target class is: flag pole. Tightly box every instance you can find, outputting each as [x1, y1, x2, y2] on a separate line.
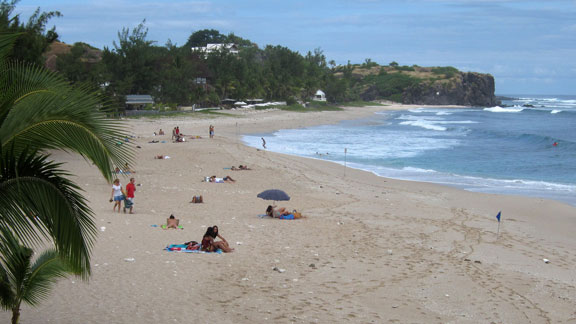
[344, 148, 347, 178]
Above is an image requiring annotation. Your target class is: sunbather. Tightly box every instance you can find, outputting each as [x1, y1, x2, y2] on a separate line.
[231, 165, 251, 170]
[209, 175, 235, 183]
[211, 225, 234, 252]
[191, 195, 203, 203]
[266, 205, 291, 218]
[165, 215, 179, 229]
[201, 227, 233, 252]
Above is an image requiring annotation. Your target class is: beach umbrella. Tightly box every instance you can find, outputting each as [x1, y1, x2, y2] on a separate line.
[257, 189, 290, 202]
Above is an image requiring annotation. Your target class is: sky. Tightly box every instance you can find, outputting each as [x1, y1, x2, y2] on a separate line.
[14, 0, 576, 95]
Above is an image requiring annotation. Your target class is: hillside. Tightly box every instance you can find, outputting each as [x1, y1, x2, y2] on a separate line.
[43, 41, 102, 71]
[335, 64, 497, 106]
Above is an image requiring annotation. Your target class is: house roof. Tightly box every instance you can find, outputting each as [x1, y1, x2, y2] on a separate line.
[126, 95, 154, 104]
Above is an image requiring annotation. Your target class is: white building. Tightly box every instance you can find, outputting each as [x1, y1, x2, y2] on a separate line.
[313, 89, 327, 102]
[191, 43, 239, 57]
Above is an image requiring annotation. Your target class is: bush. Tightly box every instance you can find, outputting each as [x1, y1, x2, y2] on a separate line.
[387, 93, 403, 103]
[396, 65, 415, 72]
[286, 97, 297, 105]
[431, 66, 459, 78]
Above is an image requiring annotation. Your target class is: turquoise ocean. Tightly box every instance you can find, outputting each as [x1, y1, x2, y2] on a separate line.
[243, 95, 576, 206]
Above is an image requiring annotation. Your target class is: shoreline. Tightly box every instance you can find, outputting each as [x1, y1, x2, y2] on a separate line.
[4, 104, 575, 323]
[238, 105, 576, 207]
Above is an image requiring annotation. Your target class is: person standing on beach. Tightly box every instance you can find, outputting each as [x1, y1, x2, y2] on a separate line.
[124, 177, 136, 214]
[261, 137, 266, 149]
[209, 125, 214, 138]
[110, 179, 126, 213]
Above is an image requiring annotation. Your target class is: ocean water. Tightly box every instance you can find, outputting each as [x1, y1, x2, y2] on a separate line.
[243, 95, 576, 206]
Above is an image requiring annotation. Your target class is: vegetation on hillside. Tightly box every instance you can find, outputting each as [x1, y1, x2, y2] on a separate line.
[3, 0, 460, 111]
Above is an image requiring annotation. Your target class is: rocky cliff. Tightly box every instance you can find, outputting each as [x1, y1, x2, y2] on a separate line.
[402, 72, 497, 106]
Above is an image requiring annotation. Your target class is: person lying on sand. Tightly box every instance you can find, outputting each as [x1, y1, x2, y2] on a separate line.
[266, 205, 291, 218]
[154, 155, 169, 159]
[231, 165, 251, 170]
[209, 175, 235, 183]
[165, 215, 180, 229]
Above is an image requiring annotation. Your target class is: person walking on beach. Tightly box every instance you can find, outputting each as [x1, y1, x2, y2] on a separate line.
[261, 137, 266, 149]
[124, 177, 136, 214]
[110, 179, 126, 213]
[209, 125, 215, 138]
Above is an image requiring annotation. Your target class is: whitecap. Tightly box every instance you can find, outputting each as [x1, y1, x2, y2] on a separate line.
[402, 167, 437, 173]
[399, 120, 447, 131]
[550, 110, 562, 114]
[484, 107, 524, 113]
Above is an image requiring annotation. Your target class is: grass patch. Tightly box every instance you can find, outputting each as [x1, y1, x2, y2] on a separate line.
[125, 110, 235, 119]
[255, 102, 343, 112]
[338, 101, 386, 107]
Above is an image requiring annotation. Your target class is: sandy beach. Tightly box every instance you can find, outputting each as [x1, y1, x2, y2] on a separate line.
[3, 104, 575, 324]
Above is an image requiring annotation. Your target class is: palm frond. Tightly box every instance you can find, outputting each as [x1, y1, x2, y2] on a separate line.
[0, 228, 32, 310]
[23, 249, 70, 307]
[0, 33, 21, 62]
[0, 59, 134, 182]
[0, 147, 97, 276]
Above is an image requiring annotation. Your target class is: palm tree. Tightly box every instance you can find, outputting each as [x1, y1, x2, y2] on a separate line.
[0, 32, 133, 276]
[0, 229, 72, 324]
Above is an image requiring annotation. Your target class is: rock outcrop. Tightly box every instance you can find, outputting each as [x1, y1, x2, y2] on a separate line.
[402, 72, 497, 106]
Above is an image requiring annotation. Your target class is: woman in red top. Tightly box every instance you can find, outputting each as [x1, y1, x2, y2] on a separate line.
[201, 227, 233, 252]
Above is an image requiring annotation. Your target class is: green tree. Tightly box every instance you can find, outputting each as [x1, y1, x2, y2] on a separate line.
[102, 20, 160, 100]
[0, 230, 72, 324]
[185, 29, 227, 48]
[0, 33, 133, 276]
[0, 0, 61, 65]
[55, 42, 105, 88]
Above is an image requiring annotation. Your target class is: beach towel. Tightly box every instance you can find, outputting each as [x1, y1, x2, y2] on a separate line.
[164, 244, 222, 253]
[150, 224, 183, 229]
[258, 214, 299, 220]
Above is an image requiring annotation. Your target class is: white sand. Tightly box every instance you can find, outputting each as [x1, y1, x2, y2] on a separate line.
[4, 105, 575, 323]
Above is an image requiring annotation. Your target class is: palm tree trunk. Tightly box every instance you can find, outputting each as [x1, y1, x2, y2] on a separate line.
[12, 305, 21, 324]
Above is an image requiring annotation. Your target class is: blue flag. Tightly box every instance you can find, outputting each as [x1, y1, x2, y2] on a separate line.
[496, 211, 501, 222]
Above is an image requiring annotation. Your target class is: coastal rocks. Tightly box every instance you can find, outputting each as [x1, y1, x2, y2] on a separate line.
[402, 72, 498, 106]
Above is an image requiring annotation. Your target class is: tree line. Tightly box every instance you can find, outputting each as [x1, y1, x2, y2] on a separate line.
[3, 0, 460, 111]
